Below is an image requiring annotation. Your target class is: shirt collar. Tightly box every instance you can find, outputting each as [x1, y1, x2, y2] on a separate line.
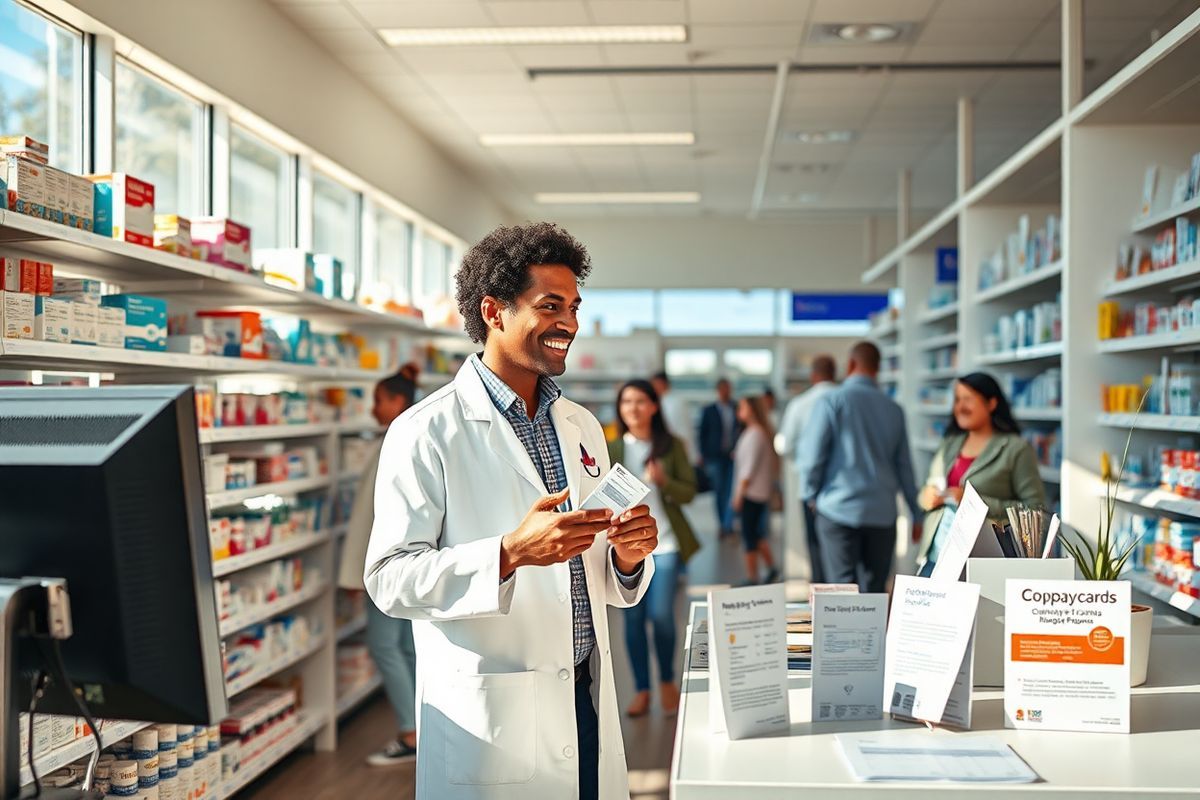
[846, 374, 876, 387]
[468, 353, 562, 420]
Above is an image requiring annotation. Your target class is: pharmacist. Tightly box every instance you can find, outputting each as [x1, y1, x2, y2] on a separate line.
[365, 222, 657, 800]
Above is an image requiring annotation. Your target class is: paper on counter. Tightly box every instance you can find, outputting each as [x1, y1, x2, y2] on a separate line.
[579, 462, 651, 514]
[811, 593, 887, 723]
[930, 483, 991, 581]
[708, 583, 791, 739]
[836, 733, 1038, 783]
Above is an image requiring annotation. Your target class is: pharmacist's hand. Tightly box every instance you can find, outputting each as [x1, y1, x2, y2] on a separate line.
[608, 505, 658, 569]
[499, 488, 613, 578]
[921, 485, 945, 510]
[944, 486, 965, 505]
[732, 493, 744, 513]
[644, 459, 667, 488]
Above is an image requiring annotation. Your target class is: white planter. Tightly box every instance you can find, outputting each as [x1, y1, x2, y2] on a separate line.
[1130, 604, 1153, 687]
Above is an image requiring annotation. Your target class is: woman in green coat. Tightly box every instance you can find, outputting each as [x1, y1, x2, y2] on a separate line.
[609, 379, 699, 718]
[918, 372, 1048, 574]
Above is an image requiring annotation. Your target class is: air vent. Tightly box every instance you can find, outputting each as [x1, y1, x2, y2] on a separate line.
[807, 22, 917, 46]
[0, 415, 138, 446]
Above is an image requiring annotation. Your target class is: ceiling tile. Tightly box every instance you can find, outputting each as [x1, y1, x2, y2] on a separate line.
[278, 2, 363, 28]
[689, 25, 804, 49]
[586, 0, 686, 25]
[809, 0, 937, 24]
[687, 0, 814, 25]
[350, 1, 493, 27]
[304, 28, 387, 54]
[396, 48, 522, 74]
[927, 0, 1057, 20]
[482, 0, 592, 26]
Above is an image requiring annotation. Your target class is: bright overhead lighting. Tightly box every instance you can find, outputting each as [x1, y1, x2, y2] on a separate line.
[836, 23, 901, 42]
[535, 192, 700, 204]
[480, 132, 695, 147]
[380, 25, 687, 47]
[784, 130, 856, 144]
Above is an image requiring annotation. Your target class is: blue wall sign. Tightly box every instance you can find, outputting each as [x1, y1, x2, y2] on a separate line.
[791, 293, 889, 322]
[936, 247, 959, 283]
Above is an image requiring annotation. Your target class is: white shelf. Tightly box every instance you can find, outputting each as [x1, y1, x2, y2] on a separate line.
[914, 403, 950, 416]
[868, 318, 899, 339]
[1132, 194, 1200, 234]
[877, 370, 901, 383]
[1099, 328, 1200, 353]
[1014, 407, 1063, 422]
[219, 710, 325, 799]
[0, 339, 388, 381]
[226, 635, 327, 697]
[918, 367, 958, 381]
[1127, 570, 1200, 619]
[336, 674, 384, 718]
[1039, 464, 1061, 484]
[976, 341, 1063, 365]
[336, 614, 368, 642]
[916, 333, 959, 351]
[201, 423, 335, 444]
[207, 475, 332, 510]
[213, 531, 331, 578]
[1111, 485, 1200, 520]
[974, 260, 1063, 304]
[1098, 412, 1200, 433]
[20, 719, 151, 787]
[918, 303, 959, 324]
[220, 581, 328, 638]
[1104, 258, 1200, 298]
[337, 419, 383, 435]
[914, 437, 943, 452]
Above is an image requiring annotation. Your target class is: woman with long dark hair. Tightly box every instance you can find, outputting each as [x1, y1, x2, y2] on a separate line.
[609, 379, 699, 717]
[917, 372, 1047, 574]
[733, 395, 781, 585]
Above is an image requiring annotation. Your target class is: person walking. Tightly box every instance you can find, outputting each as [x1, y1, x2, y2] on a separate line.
[733, 395, 780, 584]
[698, 378, 740, 534]
[337, 364, 420, 766]
[777, 355, 838, 584]
[651, 371, 695, 463]
[798, 342, 921, 593]
[918, 373, 1048, 575]
[608, 379, 699, 718]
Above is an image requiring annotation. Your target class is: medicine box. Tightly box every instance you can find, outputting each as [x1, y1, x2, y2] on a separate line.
[192, 218, 251, 272]
[68, 174, 93, 231]
[167, 334, 208, 355]
[89, 173, 155, 247]
[154, 214, 194, 258]
[70, 301, 98, 345]
[0, 136, 49, 164]
[53, 277, 102, 305]
[196, 310, 264, 359]
[35, 262, 52, 295]
[3, 258, 36, 293]
[313, 255, 343, 300]
[34, 296, 72, 343]
[42, 165, 71, 226]
[256, 249, 316, 292]
[1, 291, 33, 339]
[97, 306, 125, 348]
[4, 156, 46, 219]
[100, 293, 167, 351]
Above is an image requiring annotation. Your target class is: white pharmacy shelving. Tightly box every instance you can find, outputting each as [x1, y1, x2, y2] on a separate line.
[918, 303, 959, 324]
[1098, 413, 1200, 433]
[916, 403, 951, 416]
[336, 614, 368, 642]
[916, 332, 959, 351]
[226, 635, 328, 697]
[19, 720, 152, 787]
[218, 710, 328, 800]
[336, 674, 385, 719]
[220, 581, 329, 638]
[207, 476, 333, 511]
[918, 367, 958, 381]
[974, 260, 1064, 304]
[200, 423, 337, 445]
[212, 531, 332, 578]
[1126, 571, 1200, 618]
[1103, 257, 1200, 297]
[1131, 194, 1200, 234]
[975, 341, 1064, 366]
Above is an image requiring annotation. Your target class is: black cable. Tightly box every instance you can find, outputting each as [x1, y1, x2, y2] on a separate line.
[40, 638, 103, 764]
[27, 671, 48, 799]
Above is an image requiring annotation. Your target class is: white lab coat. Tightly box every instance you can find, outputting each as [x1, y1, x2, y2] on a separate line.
[364, 364, 653, 800]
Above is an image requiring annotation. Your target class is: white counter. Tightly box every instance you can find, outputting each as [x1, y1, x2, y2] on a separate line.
[670, 602, 1200, 799]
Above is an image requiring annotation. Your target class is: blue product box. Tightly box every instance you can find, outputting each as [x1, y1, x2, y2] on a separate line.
[92, 181, 112, 237]
[289, 319, 314, 364]
[0, 175, 7, 211]
[313, 255, 343, 300]
[100, 293, 167, 351]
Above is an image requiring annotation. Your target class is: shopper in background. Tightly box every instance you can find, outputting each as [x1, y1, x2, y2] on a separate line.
[609, 380, 699, 718]
[651, 371, 695, 462]
[776, 354, 838, 584]
[698, 378, 741, 535]
[918, 373, 1048, 575]
[337, 363, 421, 766]
[733, 395, 781, 584]
[798, 342, 921, 593]
[762, 387, 779, 428]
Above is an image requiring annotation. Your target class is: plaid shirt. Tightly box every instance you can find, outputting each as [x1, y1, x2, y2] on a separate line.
[470, 355, 596, 666]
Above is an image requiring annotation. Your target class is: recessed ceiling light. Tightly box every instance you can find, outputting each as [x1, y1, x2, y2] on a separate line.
[836, 23, 901, 42]
[480, 132, 695, 147]
[783, 130, 856, 144]
[380, 25, 688, 47]
[535, 192, 700, 204]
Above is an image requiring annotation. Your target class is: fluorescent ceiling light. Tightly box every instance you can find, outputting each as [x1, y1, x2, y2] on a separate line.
[481, 132, 695, 147]
[380, 25, 687, 47]
[837, 23, 901, 42]
[784, 130, 856, 144]
[535, 192, 700, 204]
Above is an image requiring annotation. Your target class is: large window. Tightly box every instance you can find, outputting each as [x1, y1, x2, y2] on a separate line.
[312, 171, 360, 301]
[659, 290, 776, 336]
[0, 1, 84, 172]
[576, 289, 656, 337]
[370, 206, 412, 305]
[115, 60, 204, 217]
[230, 124, 291, 249]
[416, 231, 451, 309]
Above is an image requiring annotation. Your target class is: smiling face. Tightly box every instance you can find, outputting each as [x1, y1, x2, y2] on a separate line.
[619, 386, 658, 436]
[952, 380, 997, 433]
[485, 263, 581, 378]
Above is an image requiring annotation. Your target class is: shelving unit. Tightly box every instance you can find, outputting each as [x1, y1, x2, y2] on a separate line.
[916, 333, 959, 351]
[201, 424, 336, 445]
[917, 367, 958, 381]
[213, 531, 331, 578]
[226, 634, 328, 697]
[916, 403, 950, 416]
[974, 260, 1063, 304]
[1015, 407, 1064, 422]
[336, 674, 384, 719]
[1103, 257, 1200, 297]
[218, 710, 327, 800]
[336, 613, 368, 642]
[1098, 413, 1200, 433]
[918, 303, 959, 324]
[1126, 570, 1200, 617]
[220, 581, 328, 638]
[207, 476, 333, 511]
[975, 341, 1064, 365]
[19, 720, 151, 787]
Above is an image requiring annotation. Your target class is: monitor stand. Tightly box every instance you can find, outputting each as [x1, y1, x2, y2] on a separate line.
[1, 579, 100, 800]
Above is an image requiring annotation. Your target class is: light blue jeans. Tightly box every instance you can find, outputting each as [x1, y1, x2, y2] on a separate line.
[624, 552, 681, 692]
[366, 602, 417, 732]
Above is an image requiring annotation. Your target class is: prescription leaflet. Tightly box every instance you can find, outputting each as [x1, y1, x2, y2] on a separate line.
[580, 462, 651, 515]
[1004, 579, 1130, 733]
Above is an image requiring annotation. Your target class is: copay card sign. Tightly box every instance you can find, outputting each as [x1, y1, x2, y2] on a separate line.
[811, 593, 887, 723]
[883, 575, 980, 726]
[1004, 579, 1131, 733]
[708, 584, 790, 739]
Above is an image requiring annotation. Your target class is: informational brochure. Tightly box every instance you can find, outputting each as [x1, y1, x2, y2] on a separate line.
[930, 483, 992, 582]
[1004, 579, 1131, 733]
[707, 583, 791, 739]
[883, 575, 980, 725]
[811, 593, 887, 722]
[836, 733, 1038, 783]
[579, 462, 651, 514]
[808, 583, 859, 607]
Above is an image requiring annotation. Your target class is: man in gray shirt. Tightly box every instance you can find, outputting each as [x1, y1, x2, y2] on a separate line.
[797, 342, 921, 593]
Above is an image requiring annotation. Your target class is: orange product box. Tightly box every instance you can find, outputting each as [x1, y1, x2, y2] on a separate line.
[196, 310, 264, 359]
[2, 258, 37, 293]
[35, 262, 52, 296]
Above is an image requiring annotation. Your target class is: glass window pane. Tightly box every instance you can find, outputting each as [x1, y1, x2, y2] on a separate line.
[576, 289, 656, 337]
[312, 172, 359, 301]
[115, 60, 204, 217]
[417, 232, 450, 309]
[230, 125, 290, 250]
[724, 349, 773, 376]
[0, 1, 84, 172]
[665, 349, 718, 376]
[659, 290, 775, 336]
[371, 207, 412, 305]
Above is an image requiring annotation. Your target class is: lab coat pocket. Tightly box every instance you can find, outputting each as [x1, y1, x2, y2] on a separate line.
[427, 670, 538, 786]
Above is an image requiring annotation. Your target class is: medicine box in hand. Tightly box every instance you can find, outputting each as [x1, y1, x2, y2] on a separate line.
[34, 296, 71, 343]
[100, 293, 167, 351]
[1, 291, 34, 339]
[580, 462, 652, 515]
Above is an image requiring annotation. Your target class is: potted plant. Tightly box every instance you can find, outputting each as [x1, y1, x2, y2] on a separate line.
[1060, 405, 1153, 687]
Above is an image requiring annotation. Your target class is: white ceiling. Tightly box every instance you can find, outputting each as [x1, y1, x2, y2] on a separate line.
[270, 0, 1194, 219]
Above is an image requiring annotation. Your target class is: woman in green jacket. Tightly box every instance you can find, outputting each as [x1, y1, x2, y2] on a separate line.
[609, 379, 699, 718]
[918, 372, 1048, 574]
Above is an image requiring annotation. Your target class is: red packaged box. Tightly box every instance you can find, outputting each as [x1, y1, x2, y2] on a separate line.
[35, 262, 52, 296]
[192, 218, 251, 272]
[3, 258, 37, 293]
[196, 310, 264, 359]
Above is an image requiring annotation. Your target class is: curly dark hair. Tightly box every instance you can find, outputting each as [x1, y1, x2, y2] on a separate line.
[455, 222, 592, 343]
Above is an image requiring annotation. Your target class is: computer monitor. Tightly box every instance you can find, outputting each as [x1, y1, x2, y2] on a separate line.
[0, 385, 226, 727]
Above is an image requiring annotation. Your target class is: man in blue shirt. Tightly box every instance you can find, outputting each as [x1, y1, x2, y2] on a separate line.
[797, 342, 921, 593]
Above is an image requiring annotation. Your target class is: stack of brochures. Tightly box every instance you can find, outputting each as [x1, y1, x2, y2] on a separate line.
[993, 509, 1059, 558]
[787, 611, 812, 671]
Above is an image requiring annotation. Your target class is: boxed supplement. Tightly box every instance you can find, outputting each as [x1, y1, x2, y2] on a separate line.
[53, 277, 102, 305]
[171, 314, 226, 356]
[0, 174, 6, 210]
[1, 291, 34, 339]
[313, 254, 343, 300]
[70, 301, 98, 345]
[154, 214, 194, 258]
[100, 293, 167, 351]
[88, 173, 155, 247]
[196, 310, 264, 359]
[35, 262, 52, 296]
[256, 249, 316, 292]
[42, 165, 71, 225]
[34, 296, 72, 343]
[3, 258, 36, 293]
[97, 306, 125, 348]
[69, 175, 93, 231]
[167, 334, 208, 355]
[0, 136, 49, 164]
[192, 218, 251, 271]
[4, 156, 46, 218]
